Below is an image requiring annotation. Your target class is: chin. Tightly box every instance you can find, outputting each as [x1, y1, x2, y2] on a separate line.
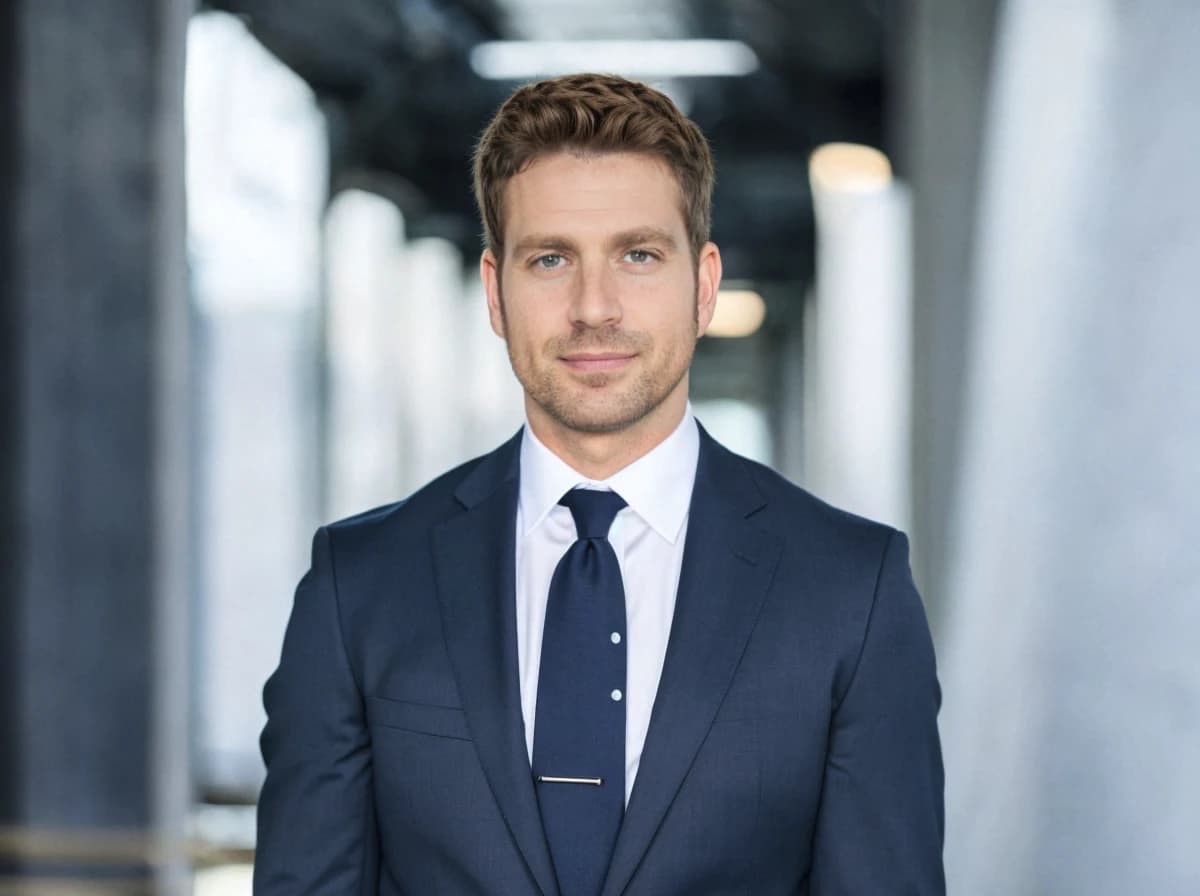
[538, 381, 679, 436]
[513, 347, 691, 437]
[551, 408, 644, 435]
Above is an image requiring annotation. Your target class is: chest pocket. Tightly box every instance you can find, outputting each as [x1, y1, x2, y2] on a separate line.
[366, 695, 472, 742]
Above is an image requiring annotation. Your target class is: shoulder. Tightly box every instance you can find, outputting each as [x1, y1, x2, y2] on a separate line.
[704, 434, 900, 563]
[321, 435, 517, 555]
[704, 441, 931, 699]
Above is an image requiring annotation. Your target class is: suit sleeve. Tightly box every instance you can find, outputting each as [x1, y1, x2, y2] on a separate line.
[809, 530, 945, 895]
[254, 527, 379, 895]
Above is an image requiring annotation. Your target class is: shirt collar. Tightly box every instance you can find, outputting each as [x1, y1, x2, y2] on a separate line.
[518, 405, 699, 543]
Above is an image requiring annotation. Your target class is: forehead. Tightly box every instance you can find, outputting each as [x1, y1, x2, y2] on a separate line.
[501, 151, 687, 246]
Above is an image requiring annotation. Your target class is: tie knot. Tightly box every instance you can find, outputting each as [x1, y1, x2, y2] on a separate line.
[559, 489, 627, 539]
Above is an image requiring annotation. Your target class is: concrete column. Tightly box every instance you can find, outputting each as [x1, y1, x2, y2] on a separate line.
[0, 0, 193, 890]
[894, 0, 1000, 625]
[398, 238, 471, 492]
[941, 3, 1200, 891]
[187, 11, 327, 798]
[806, 166, 913, 532]
[461, 273, 527, 457]
[325, 191, 408, 520]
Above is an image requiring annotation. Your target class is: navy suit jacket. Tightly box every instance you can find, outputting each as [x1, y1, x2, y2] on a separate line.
[255, 426, 944, 895]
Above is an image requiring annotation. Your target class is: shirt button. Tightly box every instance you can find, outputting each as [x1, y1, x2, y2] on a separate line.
[611, 689, 623, 702]
[610, 632, 622, 645]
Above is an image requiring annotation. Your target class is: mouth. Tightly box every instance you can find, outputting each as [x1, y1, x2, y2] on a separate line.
[559, 352, 637, 373]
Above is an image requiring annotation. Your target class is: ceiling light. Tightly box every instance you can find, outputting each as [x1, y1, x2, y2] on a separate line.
[707, 289, 766, 338]
[470, 40, 759, 80]
[808, 143, 893, 194]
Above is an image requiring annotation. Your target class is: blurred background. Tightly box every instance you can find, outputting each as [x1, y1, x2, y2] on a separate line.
[2, 0, 1198, 893]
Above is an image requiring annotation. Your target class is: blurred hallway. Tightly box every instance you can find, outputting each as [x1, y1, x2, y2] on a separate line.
[2, 0, 1199, 892]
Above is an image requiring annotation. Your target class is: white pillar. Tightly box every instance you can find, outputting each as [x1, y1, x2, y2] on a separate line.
[324, 190, 407, 518]
[397, 237, 470, 491]
[187, 11, 326, 797]
[941, 3, 1200, 892]
[806, 149, 913, 531]
[461, 272, 527, 453]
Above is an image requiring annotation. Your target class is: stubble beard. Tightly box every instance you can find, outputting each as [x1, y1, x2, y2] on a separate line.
[499, 293, 699, 436]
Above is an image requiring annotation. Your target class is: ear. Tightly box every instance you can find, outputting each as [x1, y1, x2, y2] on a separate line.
[694, 241, 723, 337]
[481, 248, 506, 339]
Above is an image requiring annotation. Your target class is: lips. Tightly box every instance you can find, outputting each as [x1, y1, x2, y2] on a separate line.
[560, 352, 636, 372]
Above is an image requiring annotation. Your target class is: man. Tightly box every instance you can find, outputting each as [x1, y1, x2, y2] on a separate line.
[255, 73, 944, 895]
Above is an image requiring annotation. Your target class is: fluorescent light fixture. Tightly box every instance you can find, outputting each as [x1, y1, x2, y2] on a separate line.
[808, 143, 893, 194]
[470, 40, 759, 80]
[708, 289, 766, 338]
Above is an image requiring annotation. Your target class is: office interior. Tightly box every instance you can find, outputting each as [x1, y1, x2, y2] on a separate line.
[2, 0, 1198, 893]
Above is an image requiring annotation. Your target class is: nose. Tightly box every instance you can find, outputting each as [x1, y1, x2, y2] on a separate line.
[568, 261, 622, 329]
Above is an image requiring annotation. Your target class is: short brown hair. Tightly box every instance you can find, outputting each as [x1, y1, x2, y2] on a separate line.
[472, 73, 715, 259]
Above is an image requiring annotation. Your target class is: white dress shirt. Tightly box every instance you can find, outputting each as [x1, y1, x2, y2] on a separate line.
[515, 407, 700, 806]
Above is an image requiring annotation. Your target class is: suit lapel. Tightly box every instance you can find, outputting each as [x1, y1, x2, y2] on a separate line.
[600, 429, 782, 896]
[431, 432, 560, 896]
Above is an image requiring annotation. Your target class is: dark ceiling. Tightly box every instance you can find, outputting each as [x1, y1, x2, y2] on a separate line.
[203, 0, 891, 285]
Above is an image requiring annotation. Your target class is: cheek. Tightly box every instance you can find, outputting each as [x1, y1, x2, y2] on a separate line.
[505, 284, 575, 336]
[500, 301, 557, 355]
[635, 285, 699, 335]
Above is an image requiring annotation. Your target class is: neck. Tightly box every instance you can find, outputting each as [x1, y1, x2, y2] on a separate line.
[526, 387, 688, 481]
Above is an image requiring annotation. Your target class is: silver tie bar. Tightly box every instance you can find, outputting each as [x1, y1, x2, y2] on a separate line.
[536, 775, 603, 786]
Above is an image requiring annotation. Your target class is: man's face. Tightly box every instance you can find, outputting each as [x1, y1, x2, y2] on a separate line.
[481, 151, 721, 438]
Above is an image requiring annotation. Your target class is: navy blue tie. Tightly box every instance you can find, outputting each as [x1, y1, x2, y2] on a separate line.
[533, 488, 628, 896]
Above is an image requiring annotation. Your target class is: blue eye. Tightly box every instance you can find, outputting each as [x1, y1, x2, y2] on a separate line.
[625, 249, 655, 264]
[534, 254, 564, 270]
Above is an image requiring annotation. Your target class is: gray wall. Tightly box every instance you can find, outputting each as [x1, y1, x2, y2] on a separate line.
[896, 0, 1001, 628]
[1, 0, 192, 888]
[939, 2, 1200, 891]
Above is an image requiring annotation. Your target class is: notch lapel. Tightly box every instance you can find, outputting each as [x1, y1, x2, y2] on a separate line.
[600, 430, 781, 896]
[431, 433, 559, 896]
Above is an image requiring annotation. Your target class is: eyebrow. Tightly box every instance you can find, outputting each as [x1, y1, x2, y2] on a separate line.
[610, 227, 679, 253]
[510, 235, 578, 257]
[509, 227, 679, 258]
